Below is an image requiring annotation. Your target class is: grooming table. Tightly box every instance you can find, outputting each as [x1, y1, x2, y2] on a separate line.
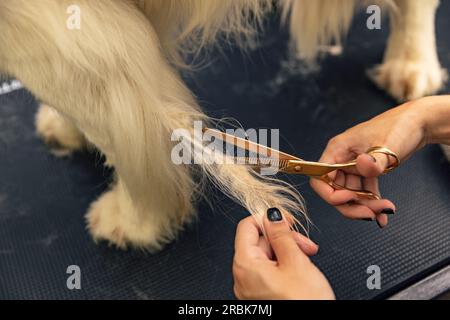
[1, 6, 450, 299]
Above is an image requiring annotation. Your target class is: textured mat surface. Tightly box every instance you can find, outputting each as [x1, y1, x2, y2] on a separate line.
[1, 6, 450, 300]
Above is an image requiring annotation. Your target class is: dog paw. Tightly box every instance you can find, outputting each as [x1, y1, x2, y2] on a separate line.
[36, 104, 86, 156]
[368, 60, 447, 102]
[86, 187, 174, 251]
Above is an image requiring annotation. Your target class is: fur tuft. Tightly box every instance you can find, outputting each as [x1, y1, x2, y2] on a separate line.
[281, 0, 357, 61]
[281, 0, 395, 61]
[136, 0, 272, 67]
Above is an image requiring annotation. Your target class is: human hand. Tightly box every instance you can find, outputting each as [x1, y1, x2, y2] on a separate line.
[310, 98, 433, 227]
[233, 208, 335, 300]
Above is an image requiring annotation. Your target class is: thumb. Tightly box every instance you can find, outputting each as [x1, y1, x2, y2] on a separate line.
[356, 153, 389, 178]
[263, 208, 310, 267]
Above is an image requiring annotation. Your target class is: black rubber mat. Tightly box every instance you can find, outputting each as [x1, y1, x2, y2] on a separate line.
[1, 5, 450, 300]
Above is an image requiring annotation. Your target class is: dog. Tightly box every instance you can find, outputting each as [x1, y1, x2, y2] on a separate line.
[0, 0, 445, 250]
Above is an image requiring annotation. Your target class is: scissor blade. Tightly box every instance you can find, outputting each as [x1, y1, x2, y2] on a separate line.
[233, 156, 292, 169]
[282, 160, 357, 176]
[204, 128, 301, 161]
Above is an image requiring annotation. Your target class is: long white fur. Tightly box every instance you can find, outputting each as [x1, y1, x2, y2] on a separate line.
[0, 0, 306, 250]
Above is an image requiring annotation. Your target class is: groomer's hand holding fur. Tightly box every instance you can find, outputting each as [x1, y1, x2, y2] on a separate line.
[233, 209, 335, 300]
[311, 95, 450, 227]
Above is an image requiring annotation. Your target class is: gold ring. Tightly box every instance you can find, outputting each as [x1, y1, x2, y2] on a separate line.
[366, 146, 400, 174]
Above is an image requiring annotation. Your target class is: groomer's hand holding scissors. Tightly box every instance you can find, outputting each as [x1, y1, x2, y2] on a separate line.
[311, 95, 450, 227]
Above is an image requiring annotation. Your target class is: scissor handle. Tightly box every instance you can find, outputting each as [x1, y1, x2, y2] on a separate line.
[366, 146, 400, 174]
[328, 146, 400, 174]
[321, 175, 381, 200]
[320, 146, 399, 200]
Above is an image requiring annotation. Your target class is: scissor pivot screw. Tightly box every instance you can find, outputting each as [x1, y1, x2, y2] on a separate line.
[294, 166, 302, 172]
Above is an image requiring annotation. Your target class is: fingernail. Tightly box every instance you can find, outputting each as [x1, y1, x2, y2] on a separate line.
[381, 208, 395, 215]
[267, 208, 283, 222]
[376, 220, 385, 229]
[370, 155, 377, 163]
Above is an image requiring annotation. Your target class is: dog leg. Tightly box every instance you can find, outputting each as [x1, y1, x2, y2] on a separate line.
[36, 104, 86, 156]
[281, 0, 356, 61]
[85, 179, 190, 250]
[369, 0, 447, 102]
[0, 0, 201, 250]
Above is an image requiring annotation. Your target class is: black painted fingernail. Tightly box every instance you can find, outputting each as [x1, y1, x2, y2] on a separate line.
[381, 208, 395, 215]
[267, 208, 283, 222]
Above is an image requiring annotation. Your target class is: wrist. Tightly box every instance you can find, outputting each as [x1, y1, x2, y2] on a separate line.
[415, 96, 450, 145]
[398, 99, 429, 147]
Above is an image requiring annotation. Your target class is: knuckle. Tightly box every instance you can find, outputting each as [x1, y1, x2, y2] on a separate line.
[328, 137, 338, 145]
[232, 258, 247, 280]
[328, 136, 341, 147]
[236, 218, 247, 230]
[328, 135, 349, 150]
[327, 196, 338, 206]
[328, 194, 343, 206]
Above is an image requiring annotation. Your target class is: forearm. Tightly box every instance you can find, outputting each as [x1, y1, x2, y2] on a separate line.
[415, 95, 450, 145]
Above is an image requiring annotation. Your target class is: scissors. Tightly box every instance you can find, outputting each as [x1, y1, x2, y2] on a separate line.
[204, 128, 400, 200]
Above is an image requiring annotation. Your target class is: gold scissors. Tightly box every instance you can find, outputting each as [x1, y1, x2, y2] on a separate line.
[204, 128, 400, 200]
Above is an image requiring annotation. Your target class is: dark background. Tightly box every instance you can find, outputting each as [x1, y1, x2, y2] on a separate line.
[0, 4, 449, 299]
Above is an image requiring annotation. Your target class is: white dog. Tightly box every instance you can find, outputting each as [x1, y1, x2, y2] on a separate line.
[0, 0, 445, 250]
